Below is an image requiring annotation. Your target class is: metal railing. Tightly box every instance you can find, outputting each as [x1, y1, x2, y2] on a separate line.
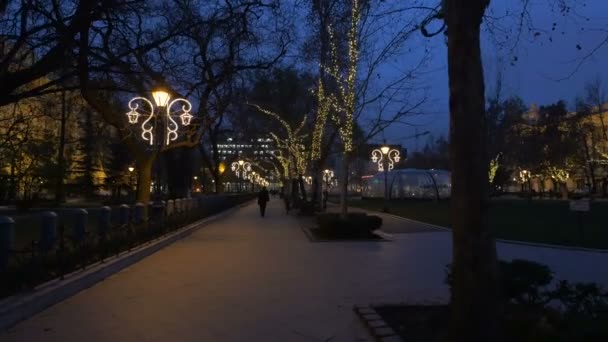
[0, 194, 254, 299]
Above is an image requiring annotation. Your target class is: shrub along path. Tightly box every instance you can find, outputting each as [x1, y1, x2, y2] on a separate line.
[2, 200, 608, 341]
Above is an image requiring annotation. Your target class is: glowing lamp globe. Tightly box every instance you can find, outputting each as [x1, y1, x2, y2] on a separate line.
[126, 110, 139, 124]
[152, 90, 171, 107]
[380, 146, 390, 155]
[180, 112, 193, 125]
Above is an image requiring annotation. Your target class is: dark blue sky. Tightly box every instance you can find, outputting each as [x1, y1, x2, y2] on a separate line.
[378, 0, 608, 150]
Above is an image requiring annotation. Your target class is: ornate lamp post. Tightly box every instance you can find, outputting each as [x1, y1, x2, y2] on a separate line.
[125, 88, 192, 203]
[231, 159, 252, 192]
[304, 176, 312, 185]
[371, 145, 401, 212]
[231, 160, 252, 178]
[248, 171, 259, 192]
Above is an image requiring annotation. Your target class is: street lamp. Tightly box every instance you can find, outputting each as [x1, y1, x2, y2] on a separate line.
[322, 169, 334, 189]
[231, 159, 252, 192]
[231, 159, 252, 178]
[128, 166, 135, 202]
[371, 145, 401, 212]
[125, 88, 192, 204]
[248, 171, 259, 192]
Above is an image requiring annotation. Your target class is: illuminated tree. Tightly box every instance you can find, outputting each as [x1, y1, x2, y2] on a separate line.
[249, 103, 310, 200]
[488, 154, 500, 184]
[546, 166, 570, 199]
[319, 0, 361, 216]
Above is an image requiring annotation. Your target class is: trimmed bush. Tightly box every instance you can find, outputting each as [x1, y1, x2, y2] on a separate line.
[315, 212, 382, 239]
[298, 201, 317, 216]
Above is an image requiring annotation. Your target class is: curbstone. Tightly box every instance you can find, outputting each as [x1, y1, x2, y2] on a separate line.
[354, 305, 402, 342]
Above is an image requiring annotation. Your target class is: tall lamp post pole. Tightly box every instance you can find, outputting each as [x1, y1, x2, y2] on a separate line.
[322, 169, 334, 210]
[128, 166, 135, 202]
[371, 145, 400, 212]
[231, 159, 251, 193]
[125, 88, 193, 205]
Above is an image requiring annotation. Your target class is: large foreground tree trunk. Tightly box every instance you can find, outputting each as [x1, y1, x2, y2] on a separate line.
[136, 156, 154, 203]
[55, 91, 67, 203]
[445, 1, 502, 341]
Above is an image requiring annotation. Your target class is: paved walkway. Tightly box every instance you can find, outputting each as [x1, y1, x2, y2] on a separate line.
[2, 200, 608, 341]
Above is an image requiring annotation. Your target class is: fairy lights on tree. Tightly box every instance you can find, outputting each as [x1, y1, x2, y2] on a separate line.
[488, 153, 502, 184]
[311, 79, 332, 161]
[249, 103, 309, 176]
[321, 0, 361, 153]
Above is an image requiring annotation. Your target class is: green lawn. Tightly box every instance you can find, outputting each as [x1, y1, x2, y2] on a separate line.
[349, 198, 608, 249]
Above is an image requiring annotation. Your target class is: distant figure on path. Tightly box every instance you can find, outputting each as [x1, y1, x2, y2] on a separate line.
[257, 186, 270, 217]
[322, 189, 328, 210]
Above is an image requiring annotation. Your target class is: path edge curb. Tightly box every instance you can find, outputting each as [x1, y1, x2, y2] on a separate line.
[358, 207, 608, 253]
[0, 200, 252, 331]
[354, 305, 402, 342]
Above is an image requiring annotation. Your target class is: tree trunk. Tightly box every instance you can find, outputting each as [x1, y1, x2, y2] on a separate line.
[136, 157, 154, 203]
[82, 109, 95, 198]
[55, 90, 67, 203]
[299, 174, 307, 202]
[445, 1, 502, 341]
[339, 153, 349, 218]
[313, 163, 322, 210]
[561, 182, 568, 200]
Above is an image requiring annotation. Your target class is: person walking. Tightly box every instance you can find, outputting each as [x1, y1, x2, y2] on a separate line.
[257, 186, 270, 217]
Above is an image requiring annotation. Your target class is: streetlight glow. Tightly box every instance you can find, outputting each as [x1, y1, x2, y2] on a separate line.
[322, 169, 334, 187]
[371, 146, 400, 172]
[128, 166, 135, 173]
[231, 159, 252, 178]
[126, 91, 193, 146]
[152, 89, 171, 107]
[371, 144, 401, 212]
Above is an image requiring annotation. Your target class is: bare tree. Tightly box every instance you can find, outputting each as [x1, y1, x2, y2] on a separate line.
[0, 1, 130, 107]
[75, 0, 291, 200]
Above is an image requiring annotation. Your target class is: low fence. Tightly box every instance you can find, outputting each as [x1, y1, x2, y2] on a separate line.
[0, 194, 254, 299]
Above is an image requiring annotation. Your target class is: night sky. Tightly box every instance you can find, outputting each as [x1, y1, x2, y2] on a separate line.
[377, 0, 608, 150]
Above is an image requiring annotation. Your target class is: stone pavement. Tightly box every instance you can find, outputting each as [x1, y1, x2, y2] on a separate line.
[2, 200, 608, 342]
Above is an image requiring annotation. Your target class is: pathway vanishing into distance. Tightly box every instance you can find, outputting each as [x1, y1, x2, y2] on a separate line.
[2, 200, 607, 341]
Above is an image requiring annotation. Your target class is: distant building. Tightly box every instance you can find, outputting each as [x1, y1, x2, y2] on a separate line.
[508, 102, 608, 194]
[216, 136, 277, 161]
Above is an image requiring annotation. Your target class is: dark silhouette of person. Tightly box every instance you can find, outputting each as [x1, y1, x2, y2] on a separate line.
[257, 186, 270, 217]
[322, 189, 328, 210]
